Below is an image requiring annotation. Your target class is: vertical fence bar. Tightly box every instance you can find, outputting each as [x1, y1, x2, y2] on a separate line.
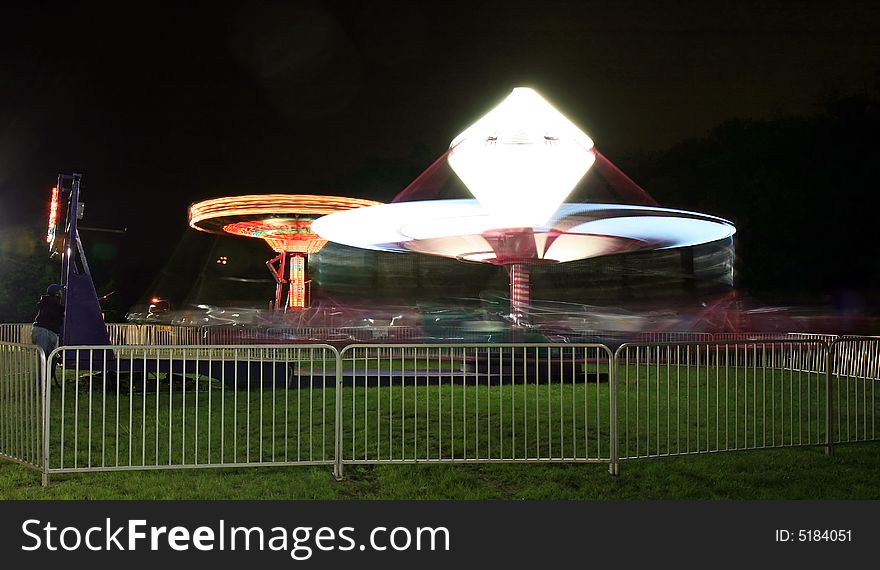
[609, 344, 619, 475]
[334, 344, 343, 479]
[42, 346, 50, 485]
[826, 342, 834, 455]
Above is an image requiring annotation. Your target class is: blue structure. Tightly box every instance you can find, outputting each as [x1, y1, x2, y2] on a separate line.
[53, 173, 111, 348]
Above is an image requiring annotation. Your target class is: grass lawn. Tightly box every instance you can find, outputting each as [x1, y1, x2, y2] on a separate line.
[1, 441, 879, 499]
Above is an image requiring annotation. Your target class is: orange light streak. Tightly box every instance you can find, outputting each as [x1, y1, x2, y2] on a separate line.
[188, 194, 382, 231]
[222, 218, 327, 253]
[47, 186, 59, 247]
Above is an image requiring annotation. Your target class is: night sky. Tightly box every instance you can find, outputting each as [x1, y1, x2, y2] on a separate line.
[2, 0, 879, 313]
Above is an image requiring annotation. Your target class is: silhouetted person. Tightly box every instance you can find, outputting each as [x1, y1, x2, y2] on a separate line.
[32, 284, 64, 359]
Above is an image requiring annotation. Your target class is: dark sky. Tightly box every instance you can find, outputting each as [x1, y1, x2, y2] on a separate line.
[2, 0, 879, 305]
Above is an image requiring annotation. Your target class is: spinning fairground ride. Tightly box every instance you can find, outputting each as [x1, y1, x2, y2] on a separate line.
[313, 88, 736, 331]
[188, 195, 382, 312]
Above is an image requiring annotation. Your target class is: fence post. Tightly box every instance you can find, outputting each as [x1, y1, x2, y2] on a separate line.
[609, 346, 620, 476]
[333, 348, 344, 480]
[825, 341, 834, 457]
[41, 346, 51, 486]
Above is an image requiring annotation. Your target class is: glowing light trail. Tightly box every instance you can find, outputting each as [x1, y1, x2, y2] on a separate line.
[188, 194, 382, 311]
[47, 186, 59, 249]
[313, 87, 737, 327]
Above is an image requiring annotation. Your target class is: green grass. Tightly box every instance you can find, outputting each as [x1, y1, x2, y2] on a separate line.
[342, 382, 612, 461]
[1, 442, 879, 499]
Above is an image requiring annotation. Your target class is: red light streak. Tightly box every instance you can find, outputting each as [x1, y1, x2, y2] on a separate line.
[46, 186, 59, 247]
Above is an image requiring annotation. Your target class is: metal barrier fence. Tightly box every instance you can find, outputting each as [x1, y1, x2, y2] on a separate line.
[106, 324, 429, 346]
[336, 344, 615, 477]
[0, 323, 33, 345]
[1, 336, 877, 484]
[203, 325, 426, 345]
[0, 342, 44, 470]
[636, 332, 714, 343]
[42, 344, 339, 477]
[106, 323, 146, 345]
[615, 340, 831, 460]
[138, 325, 205, 346]
[830, 338, 878, 444]
[3, 322, 850, 349]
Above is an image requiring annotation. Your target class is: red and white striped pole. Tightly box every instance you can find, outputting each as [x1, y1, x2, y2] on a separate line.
[287, 253, 307, 310]
[508, 263, 530, 327]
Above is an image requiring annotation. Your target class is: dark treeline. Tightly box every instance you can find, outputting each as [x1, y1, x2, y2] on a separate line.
[628, 88, 880, 308]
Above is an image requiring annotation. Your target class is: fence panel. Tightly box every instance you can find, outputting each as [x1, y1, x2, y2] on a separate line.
[0, 323, 33, 345]
[615, 340, 829, 460]
[137, 325, 204, 346]
[44, 344, 339, 475]
[830, 338, 879, 444]
[0, 342, 44, 470]
[637, 332, 714, 343]
[337, 344, 614, 473]
[106, 323, 144, 345]
[712, 332, 838, 348]
[201, 325, 426, 345]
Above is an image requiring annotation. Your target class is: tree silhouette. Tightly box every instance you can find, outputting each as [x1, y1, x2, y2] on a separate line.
[636, 88, 880, 306]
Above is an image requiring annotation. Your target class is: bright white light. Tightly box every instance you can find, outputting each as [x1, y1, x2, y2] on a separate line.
[566, 215, 736, 249]
[460, 252, 497, 262]
[312, 199, 735, 265]
[448, 87, 595, 228]
[400, 214, 495, 239]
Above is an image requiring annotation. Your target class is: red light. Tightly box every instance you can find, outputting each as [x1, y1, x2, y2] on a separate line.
[46, 186, 59, 247]
[151, 297, 161, 304]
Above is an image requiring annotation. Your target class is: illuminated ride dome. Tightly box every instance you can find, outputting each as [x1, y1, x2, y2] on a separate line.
[189, 194, 382, 311]
[313, 87, 736, 326]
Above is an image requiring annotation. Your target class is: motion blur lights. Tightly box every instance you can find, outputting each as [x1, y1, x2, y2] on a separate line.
[187, 193, 382, 311]
[46, 186, 59, 248]
[448, 87, 595, 228]
[312, 87, 736, 267]
[188, 195, 381, 229]
[188, 194, 383, 254]
[311, 200, 736, 264]
[310, 85, 736, 327]
[461, 252, 498, 262]
[222, 218, 325, 254]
